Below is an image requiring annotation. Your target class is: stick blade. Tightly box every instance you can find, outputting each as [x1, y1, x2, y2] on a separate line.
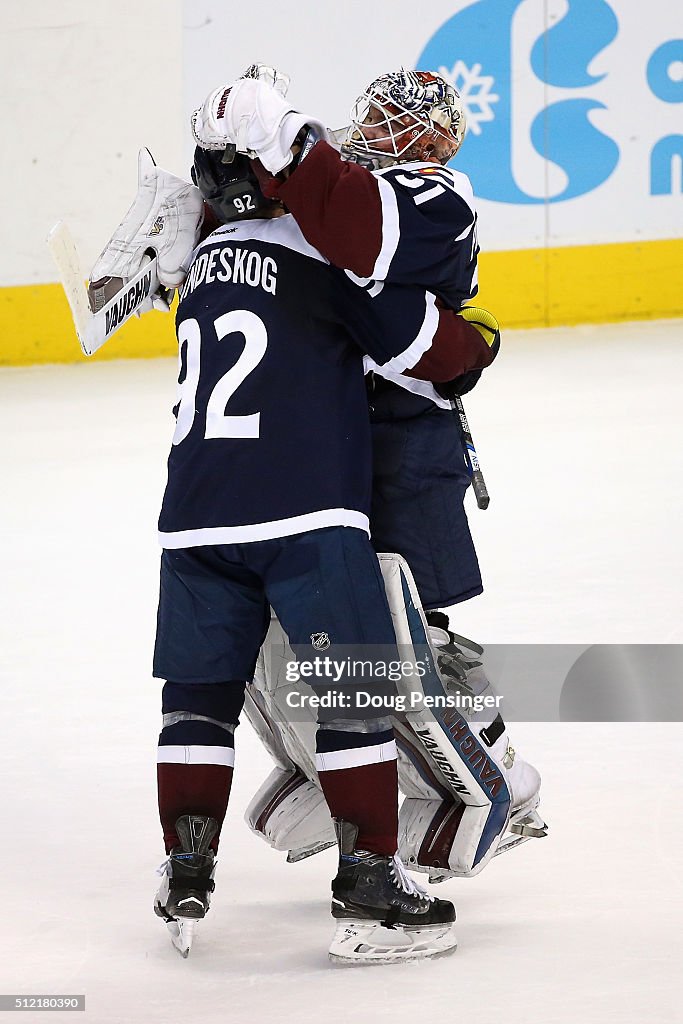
[46, 221, 94, 355]
[46, 222, 161, 356]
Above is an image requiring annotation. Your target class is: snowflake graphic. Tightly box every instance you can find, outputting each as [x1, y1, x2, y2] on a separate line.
[438, 61, 500, 136]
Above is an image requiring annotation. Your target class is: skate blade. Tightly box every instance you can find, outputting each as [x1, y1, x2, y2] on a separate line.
[166, 918, 197, 958]
[329, 920, 457, 965]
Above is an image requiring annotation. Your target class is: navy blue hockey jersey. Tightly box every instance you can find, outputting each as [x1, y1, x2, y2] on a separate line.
[264, 143, 483, 407]
[271, 143, 479, 309]
[157, 215, 445, 548]
[370, 161, 478, 308]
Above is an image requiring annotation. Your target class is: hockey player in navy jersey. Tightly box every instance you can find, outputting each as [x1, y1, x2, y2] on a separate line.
[146, 145, 502, 962]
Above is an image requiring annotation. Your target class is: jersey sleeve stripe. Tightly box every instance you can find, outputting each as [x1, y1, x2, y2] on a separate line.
[449, 169, 476, 212]
[159, 508, 370, 548]
[374, 292, 440, 374]
[365, 365, 452, 410]
[370, 176, 401, 280]
[414, 183, 447, 206]
[455, 220, 475, 242]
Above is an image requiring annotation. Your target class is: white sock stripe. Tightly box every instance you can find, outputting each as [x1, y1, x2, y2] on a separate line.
[156, 745, 235, 767]
[316, 740, 397, 772]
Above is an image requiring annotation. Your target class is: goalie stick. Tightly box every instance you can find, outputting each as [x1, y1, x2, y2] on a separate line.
[46, 220, 160, 356]
[451, 395, 490, 510]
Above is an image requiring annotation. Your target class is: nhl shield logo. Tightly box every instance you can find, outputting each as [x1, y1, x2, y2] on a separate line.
[310, 632, 330, 651]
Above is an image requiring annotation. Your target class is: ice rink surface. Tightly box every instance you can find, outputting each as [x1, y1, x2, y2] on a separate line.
[1, 320, 681, 1023]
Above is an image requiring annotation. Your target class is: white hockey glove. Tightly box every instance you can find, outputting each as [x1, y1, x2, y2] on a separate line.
[191, 62, 290, 156]
[239, 62, 291, 97]
[191, 77, 329, 175]
[88, 148, 204, 314]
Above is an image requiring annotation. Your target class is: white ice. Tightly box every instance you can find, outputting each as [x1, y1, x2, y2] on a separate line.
[1, 320, 681, 1023]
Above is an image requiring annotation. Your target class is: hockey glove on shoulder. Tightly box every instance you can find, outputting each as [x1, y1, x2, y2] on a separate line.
[435, 305, 501, 398]
[192, 78, 329, 175]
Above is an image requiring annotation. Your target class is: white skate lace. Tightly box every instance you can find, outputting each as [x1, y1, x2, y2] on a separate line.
[389, 854, 434, 902]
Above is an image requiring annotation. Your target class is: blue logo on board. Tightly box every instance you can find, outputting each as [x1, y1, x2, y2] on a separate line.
[417, 0, 621, 203]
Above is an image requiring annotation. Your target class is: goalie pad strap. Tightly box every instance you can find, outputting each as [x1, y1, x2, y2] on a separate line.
[480, 713, 505, 747]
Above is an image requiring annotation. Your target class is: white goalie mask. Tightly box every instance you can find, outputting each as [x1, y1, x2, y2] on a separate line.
[345, 69, 467, 166]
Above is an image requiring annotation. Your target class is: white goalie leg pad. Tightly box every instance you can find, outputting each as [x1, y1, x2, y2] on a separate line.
[393, 716, 468, 875]
[245, 766, 335, 859]
[384, 555, 545, 875]
[243, 556, 544, 875]
[246, 613, 320, 782]
[398, 787, 547, 881]
[379, 553, 513, 876]
[88, 148, 204, 308]
[244, 614, 333, 858]
[429, 630, 545, 825]
[243, 680, 298, 775]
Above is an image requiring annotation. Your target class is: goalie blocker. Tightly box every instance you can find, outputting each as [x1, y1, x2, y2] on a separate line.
[47, 149, 204, 356]
[244, 553, 547, 878]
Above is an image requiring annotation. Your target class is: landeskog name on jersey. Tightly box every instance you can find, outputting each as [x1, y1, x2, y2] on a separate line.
[178, 244, 278, 301]
[158, 216, 442, 549]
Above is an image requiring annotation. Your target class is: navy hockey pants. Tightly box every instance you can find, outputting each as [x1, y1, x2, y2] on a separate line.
[153, 525, 397, 685]
[369, 380, 483, 609]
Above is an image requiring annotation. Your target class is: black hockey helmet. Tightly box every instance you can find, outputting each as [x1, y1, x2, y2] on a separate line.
[191, 146, 274, 224]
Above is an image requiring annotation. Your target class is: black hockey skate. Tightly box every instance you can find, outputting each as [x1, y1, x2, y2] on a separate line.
[329, 820, 457, 964]
[154, 815, 218, 957]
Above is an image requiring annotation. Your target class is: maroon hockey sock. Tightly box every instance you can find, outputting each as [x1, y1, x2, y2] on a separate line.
[319, 759, 399, 856]
[157, 763, 234, 853]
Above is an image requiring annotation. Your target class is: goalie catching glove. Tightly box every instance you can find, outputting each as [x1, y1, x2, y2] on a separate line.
[192, 76, 329, 175]
[88, 148, 204, 314]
